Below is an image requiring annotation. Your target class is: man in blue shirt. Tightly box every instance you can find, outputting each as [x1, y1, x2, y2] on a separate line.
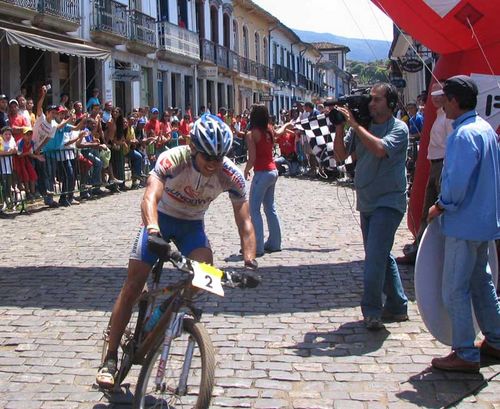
[86, 88, 101, 112]
[406, 101, 424, 140]
[428, 75, 500, 373]
[334, 83, 409, 331]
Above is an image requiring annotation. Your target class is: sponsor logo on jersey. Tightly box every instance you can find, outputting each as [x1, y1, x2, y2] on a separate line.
[166, 187, 212, 206]
[222, 162, 246, 192]
[184, 185, 200, 198]
[159, 156, 173, 172]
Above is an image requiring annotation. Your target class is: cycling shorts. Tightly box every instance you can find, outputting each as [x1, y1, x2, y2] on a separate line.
[130, 212, 210, 265]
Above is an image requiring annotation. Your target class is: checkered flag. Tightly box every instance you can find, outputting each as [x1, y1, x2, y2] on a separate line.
[294, 114, 336, 169]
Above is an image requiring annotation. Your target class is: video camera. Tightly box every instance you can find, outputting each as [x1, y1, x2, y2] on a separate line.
[325, 94, 372, 127]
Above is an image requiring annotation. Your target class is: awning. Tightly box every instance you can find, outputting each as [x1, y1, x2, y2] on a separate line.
[2, 27, 110, 60]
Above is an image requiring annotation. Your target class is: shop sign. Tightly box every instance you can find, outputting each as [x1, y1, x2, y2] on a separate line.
[112, 69, 141, 82]
[198, 66, 218, 80]
[401, 57, 424, 73]
[260, 93, 274, 101]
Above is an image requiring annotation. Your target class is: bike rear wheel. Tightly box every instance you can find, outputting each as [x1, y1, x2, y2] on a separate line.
[133, 317, 216, 409]
[101, 297, 149, 387]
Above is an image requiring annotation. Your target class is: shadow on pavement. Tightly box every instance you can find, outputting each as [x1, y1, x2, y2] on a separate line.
[292, 321, 390, 358]
[396, 367, 486, 408]
[0, 260, 415, 314]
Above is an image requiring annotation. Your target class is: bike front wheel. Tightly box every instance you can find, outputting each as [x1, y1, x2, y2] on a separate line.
[133, 317, 216, 409]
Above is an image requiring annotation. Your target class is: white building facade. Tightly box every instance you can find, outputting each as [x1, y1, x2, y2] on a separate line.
[0, 0, 348, 115]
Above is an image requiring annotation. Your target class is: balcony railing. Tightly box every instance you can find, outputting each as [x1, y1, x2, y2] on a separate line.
[216, 44, 228, 69]
[274, 64, 294, 85]
[129, 9, 156, 48]
[257, 63, 271, 81]
[158, 21, 200, 61]
[229, 50, 239, 71]
[200, 38, 216, 64]
[297, 73, 308, 89]
[1, 0, 37, 10]
[240, 56, 258, 77]
[91, 0, 128, 38]
[39, 0, 80, 22]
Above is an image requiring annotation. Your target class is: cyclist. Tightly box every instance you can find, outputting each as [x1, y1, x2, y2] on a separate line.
[96, 113, 257, 388]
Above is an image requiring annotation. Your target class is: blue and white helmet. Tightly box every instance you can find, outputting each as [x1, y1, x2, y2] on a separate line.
[191, 113, 233, 159]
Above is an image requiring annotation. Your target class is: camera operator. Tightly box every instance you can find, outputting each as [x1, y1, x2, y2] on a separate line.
[333, 83, 409, 330]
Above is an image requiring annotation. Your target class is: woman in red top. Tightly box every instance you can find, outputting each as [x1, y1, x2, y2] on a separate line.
[244, 105, 291, 255]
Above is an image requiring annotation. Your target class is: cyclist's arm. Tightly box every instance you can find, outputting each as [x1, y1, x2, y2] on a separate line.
[141, 175, 165, 235]
[232, 200, 256, 263]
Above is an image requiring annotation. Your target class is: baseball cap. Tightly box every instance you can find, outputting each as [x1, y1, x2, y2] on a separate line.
[0, 94, 8, 101]
[151, 108, 159, 114]
[137, 117, 146, 125]
[431, 75, 478, 97]
[47, 104, 58, 112]
[57, 105, 67, 113]
[8, 99, 18, 105]
[22, 126, 33, 134]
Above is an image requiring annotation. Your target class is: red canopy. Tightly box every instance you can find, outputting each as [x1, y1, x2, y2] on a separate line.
[371, 0, 500, 237]
[371, 0, 500, 55]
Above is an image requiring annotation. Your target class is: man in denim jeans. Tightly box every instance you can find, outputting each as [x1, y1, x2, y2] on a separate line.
[427, 75, 500, 373]
[333, 83, 409, 330]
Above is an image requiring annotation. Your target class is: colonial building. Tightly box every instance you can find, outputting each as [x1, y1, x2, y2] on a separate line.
[0, 0, 350, 115]
[313, 42, 352, 98]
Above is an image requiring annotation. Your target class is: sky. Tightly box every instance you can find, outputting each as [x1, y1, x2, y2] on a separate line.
[252, 0, 394, 42]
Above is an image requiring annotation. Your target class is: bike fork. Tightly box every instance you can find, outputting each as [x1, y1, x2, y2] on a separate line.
[177, 334, 196, 396]
[154, 312, 185, 390]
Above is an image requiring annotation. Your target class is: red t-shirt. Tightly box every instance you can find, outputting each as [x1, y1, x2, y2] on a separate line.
[179, 120, 190, 136]
[253, 126, 276, 172]
[145, 119, 161, 136]
[9, 114, 29, 141]
[278, 130, 296, 157]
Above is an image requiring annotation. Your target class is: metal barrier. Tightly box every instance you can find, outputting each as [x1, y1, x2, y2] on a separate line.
[0, 147, 141, 216]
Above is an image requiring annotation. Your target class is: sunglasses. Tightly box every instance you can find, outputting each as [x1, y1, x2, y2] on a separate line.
[199, 151, 224, 163]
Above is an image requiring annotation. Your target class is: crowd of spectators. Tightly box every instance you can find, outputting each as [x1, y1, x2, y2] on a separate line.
[0, 87, 205, 214]
[0, 83, 427, 217]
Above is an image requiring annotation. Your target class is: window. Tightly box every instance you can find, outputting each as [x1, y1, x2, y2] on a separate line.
[263, 37, 268, 66]
[329, 53, 339, 66]
[242, 26, 249, 58]
[233, 20, 239, 52]
[255, 32, 260, 63]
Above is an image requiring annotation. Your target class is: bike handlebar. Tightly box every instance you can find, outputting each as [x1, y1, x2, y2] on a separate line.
[223, 270, 261, 289]
[147, 234, 183, 262]
[147, 235, 261, 289]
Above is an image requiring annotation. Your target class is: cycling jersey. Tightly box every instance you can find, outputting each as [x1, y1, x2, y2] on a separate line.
[151, 145, 247, 220]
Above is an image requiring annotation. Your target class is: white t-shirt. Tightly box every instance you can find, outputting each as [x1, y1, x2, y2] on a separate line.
[427, 108, 453, 160]
[0, 137, 16, 174]
[19, 109, 32, 126]
[61, 130, 78, 160]
[33, 112, 58, 151]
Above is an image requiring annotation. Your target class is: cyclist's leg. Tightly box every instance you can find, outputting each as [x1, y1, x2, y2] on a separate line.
[97, 225, 159, 387]
[188, 247, 213, 264]
[106, 259, 151, 356]
[174, 217, 213, 264]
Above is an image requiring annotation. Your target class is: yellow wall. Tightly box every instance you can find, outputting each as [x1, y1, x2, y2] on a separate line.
[233, 3, 271, 65]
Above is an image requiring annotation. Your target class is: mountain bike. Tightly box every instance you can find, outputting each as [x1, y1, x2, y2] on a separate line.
[100, 235, 261, 409]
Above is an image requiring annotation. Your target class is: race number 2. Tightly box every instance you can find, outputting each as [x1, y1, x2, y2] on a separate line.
[191, 262, 224, 297]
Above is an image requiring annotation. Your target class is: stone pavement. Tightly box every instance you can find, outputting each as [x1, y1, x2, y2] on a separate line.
[0, 175, 499, 409]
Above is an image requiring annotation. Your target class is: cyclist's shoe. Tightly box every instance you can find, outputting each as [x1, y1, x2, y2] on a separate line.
[96, 358, 117, 389]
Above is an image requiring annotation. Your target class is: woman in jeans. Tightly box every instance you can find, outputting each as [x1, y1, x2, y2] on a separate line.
[244, 105, 291, 256]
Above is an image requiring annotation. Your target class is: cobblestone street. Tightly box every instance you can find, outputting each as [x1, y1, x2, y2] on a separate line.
[1, 176, 499, 409]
